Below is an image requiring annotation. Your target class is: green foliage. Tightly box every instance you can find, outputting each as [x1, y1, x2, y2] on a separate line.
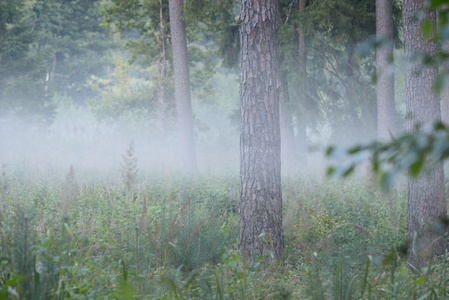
[98, 0, 219, 123]
[88, 55, 154, 122]
[0, 169, 448, 299]
[0, 0, 116, 123]
[34, 0, 115, 105]
[0, 0, 53, 123]
[327, 122, 449, 191]
[276, 0, 403, 145]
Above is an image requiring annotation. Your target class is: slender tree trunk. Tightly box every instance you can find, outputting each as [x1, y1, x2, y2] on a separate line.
[376, 0, 396, 140]
[169, 0, 196, 170]
[279, 72, 297, 169]
[0, 59, 2, 117]
[157, 0, 167, 133]
[442, 69, 449, 124]
[50, 52, 57, 83]
[276, 0, 296, 169]
[239, 0, 283, 264]
[297, 0, 307, 166]
[403, 0, 447, 266]
[442, 38, 449, 124]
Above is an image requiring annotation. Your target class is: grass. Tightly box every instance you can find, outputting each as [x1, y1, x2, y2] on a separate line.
[0, 166, 448, 299]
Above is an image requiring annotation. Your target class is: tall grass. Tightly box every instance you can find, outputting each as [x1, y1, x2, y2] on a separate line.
[0, 168, 447, 299]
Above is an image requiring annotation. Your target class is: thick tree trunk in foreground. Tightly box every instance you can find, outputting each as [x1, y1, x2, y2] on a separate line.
[239, 0, 283, 264]
[403, 0, 447, 266]
[169, 0, 196, 170]
[376, 0, 396, 140]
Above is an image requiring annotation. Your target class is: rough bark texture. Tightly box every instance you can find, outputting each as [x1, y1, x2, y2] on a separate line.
[239, 0, 283, 264]
[297, 0, 307, 166]
[403, 0, 447, 266]
[376, 0, 396, 140]
[169, 0, 196, 170]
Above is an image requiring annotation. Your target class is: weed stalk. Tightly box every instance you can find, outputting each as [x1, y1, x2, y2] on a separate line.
[340, 235, 343, 300]
[136, 226, 139, 275]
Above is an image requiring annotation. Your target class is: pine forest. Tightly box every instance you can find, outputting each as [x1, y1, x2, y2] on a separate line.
[2, 0, 449, 298]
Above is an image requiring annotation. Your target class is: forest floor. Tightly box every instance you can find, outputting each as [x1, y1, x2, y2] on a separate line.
[0, 169, 448, 299]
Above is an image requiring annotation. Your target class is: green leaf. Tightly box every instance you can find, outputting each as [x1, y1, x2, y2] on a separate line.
[183, 272, 198, 291]
[417, 276, 426, 286]
[410, 157, 424, 177]
[430, 0, 447, 8]
[434, 121, 445, 130]
[348, 145, 362, 154]
[432, 73, 446, 92]
[342, 165, 355, 177]
[264, 237, 273, 244]
[422, 20, 433, 37]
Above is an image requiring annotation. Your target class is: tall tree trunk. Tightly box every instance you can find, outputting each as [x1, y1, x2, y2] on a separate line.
[442, 38, 449, 124]
[297, 0, 307, 166]
[0, 59, 2, 118]
[239, 0, 283, 264]
[403, 0, 447, 266]
[50, 52, 57, 83]
[157, 0, 167, 133]
[169, 0, 196, 170]
[376, 0, 396, 140]
[279, 72, 297, 169]
[276, 0, 296, 169]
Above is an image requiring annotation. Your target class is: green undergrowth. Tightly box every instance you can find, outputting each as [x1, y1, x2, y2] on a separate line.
[0, 169, 448, 299]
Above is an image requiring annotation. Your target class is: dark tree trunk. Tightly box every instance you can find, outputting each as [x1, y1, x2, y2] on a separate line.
[157, 0, 167, 133]
[297, 0, 307, 166]
[403, 0, 447, 266]
[376, 0, 396, 140]
[169, 0, 196, 170]
[239, 0, 283, 264]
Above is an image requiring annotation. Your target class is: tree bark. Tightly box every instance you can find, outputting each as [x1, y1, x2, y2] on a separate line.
[169, 0, 196, 170]
[376, 0, 396, 140]
[403, 0, 447, 266]
[297, 0, 307, 166]
[239, 0, 283, 264]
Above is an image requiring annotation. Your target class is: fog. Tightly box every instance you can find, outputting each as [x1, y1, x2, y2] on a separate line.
[0, 103, 382, 182]
[0, 106, 242, 180]
[0, 57, 406, 181]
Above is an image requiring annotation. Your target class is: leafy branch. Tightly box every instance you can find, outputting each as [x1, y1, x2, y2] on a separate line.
[327, 122, 449, 190]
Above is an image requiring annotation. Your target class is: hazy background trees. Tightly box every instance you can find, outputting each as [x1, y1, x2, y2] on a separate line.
[0, 0, 406, 170]
[2, 0, 449, 271]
